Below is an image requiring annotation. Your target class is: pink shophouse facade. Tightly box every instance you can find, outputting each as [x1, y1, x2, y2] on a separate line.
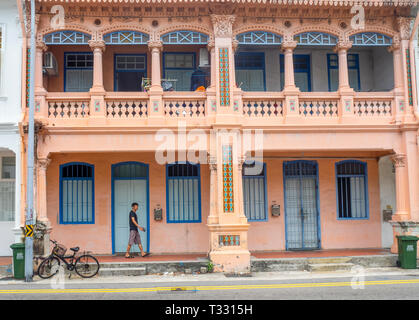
[18, 0, 419, 272]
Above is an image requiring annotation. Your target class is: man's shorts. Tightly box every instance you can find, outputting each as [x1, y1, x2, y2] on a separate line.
[129, 230, 142, 245]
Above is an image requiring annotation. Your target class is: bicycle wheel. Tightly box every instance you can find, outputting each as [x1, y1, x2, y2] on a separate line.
[74, 255, 100, 278]
[38, 257, 61, 279]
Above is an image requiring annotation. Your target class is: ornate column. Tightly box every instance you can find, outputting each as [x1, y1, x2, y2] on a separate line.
[36, 158, 52, 257]
[88, 40, 106, 93]
[334, 41, 352, 90]
[88, 39, 106, 122]
[35, 40, 47, 93]
[334, 41, 355, 120]
[389, 41, 406, 123]
[207, 40, 216, 89]
[210, 14, 239, 123]
[147, 40, 164, 123]
[206, 40, 217, 122]
[208, 130, 250, 273]
[148, 40, 163, 91]
[391, 154, 409, 220]
[34, 40, 48, 119]
[281, 40, 299, 122]
[281, 40, 297, 90]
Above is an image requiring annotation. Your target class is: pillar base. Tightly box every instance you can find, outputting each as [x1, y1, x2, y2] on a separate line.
[209, 249, 251, 273]
[389, 220, 419, 254]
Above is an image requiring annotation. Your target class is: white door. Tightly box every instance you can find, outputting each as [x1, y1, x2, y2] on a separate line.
[114, 179, 148, 253]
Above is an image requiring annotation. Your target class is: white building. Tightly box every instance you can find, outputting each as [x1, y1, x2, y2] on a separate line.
[0, 0, 22, 256]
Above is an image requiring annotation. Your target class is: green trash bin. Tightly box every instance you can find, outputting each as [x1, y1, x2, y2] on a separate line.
[396, 235, 419, 269]
[10, 243, 25, 279]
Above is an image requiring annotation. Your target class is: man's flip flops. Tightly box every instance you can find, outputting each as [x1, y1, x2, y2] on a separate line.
[141, 253, 150, 258]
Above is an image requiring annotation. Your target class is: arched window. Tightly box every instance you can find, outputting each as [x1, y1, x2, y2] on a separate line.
[294, 32, 338, 46]
[236, 31, 282, 45]
[161, 31, 208, 45]
[60, 162, 94, 224]
[242, 161, 267, 221]
[335, 160, 368, 219]
[166, 162, 201, 223]
[103, 31, 149, 45]
[349, 32, 392, 46]
[44, 31, 91, 45]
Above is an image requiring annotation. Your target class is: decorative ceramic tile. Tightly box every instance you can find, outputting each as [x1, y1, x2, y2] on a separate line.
[345, 100, 351, 112]
[290, 99, 295, 112]
[406, 49, 413, 106]
[95, 100, 100, 112]
[219, 48, 230, 107]
[35, 101, 40, 113]
[219, 235, 240, 246]
[222, 145, 234, 213]
[153, 100, 159, 112]
[233, 100, 239, 112]
[211, 100, 216, 112]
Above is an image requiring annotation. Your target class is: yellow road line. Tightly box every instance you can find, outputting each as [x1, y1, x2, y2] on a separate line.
[1, 278, 419, 294]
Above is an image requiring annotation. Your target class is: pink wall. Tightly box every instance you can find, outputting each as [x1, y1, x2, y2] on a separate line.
[46, 155, 381, 254]
[47, 153, 210, 254]
[248, 158, 382, 251]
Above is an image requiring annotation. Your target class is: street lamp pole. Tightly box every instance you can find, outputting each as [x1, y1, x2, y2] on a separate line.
[25, 0, 36, 282]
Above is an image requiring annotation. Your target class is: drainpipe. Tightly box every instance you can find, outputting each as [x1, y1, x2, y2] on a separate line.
[24, 0, 36, 282]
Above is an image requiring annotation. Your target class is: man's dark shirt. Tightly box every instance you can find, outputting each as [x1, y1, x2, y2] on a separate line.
[129, 210, 138, 231]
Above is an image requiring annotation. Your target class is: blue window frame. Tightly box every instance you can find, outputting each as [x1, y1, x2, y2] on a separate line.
[166, 163, 201, 223]
[104, 31, 149, 45]
[294, 32, 338, 46]
[163, 52, 196, 91]
[335, 160, 369, 220]
[161, 31, 208, 45]
[44, 31, 91, 45]
[327, 53, 361, 92]
[242, 162, 268, 221]
[59, 162, 95, 224]
[114, 54, 147, 91]
[235, 52, 266, 91]
[349, 32, 392, 46]
[236, 31, 282, 45]
[64, 52, 93, 92]
[280, 54, 311, 92]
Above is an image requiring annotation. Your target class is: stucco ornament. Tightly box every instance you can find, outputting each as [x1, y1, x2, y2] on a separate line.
[211, 15, 236, 38]
[88, 39, 106, 52]
[396, 17, 412, 41]
[37, 158, 51, 171]
[391, 154, 406, 168]
[147, 40, 163, 51]
[334, 40, 352, 52]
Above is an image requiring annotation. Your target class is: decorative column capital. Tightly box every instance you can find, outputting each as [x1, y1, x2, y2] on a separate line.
[37, 158, 51, 171]
[148, 40, 163, 51]
[36, 40, 48, 52]
[391, 154, 406, 168]
[207, 40, 215, 52]
[388, 41, 401, 53]
[232, 39, 239, 52]
[88, 40, 106, 52]
[397, 17, 412, 41]
[210, 14, 236, 38]
[333, 41, 352, 53]
[281, 40, 297, 51]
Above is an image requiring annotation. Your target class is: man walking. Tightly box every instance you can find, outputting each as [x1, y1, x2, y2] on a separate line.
[125, 202, 149, 258]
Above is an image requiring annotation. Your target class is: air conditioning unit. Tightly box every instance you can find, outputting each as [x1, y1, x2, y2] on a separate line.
[43, 52, 58, 76]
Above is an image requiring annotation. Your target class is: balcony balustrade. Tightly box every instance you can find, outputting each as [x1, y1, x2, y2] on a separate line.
[37, 89, 399, 127]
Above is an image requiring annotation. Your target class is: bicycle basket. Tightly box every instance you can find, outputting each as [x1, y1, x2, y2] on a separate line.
[53, 244, 67, 256]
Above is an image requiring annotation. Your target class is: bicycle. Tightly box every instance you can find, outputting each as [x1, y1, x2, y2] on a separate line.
[37, 239, 100, 279]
